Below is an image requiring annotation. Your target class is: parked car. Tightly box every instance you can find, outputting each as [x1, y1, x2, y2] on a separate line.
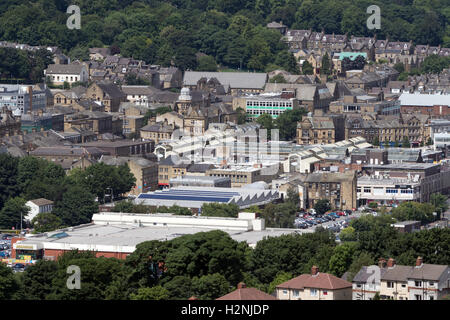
[12, 263, 25, 273]
[344, 209, 352, 215]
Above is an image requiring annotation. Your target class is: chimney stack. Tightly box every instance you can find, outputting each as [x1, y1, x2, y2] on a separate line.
[378, 258, 387, 268]
[237, 282, 246, 289]
[387, 258, 396, 268]
[311, 265, 319, 276]
[416, 256, 423, 267]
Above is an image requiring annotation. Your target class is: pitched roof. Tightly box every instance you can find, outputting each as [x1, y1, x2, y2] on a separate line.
[140, 123, 174, 133]
[183, 71, 267, 90]
[408, 264, 448, 281]
[99, 156, 156, 168]
[217, 288, 277, 300]
[353, 266, 388, 283]
[45, 64, 85, 75]
[121, 85, 160, 96]
[28, 198, 53, 206]
[381, 265, 413, 282]
[277, 273, 352, 290]
[96, 83, 126, 99]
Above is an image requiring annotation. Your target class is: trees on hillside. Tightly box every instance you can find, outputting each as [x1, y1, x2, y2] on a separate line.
[0, 197, 29, 229]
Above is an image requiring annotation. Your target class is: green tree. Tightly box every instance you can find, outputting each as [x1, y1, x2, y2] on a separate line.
[191, 273, 230, 300]
[200, 203, 239, 217]
[328, 242, 357, 277]
[314, 199, 331, 215]
[250, 229, 336, 284]
[196, 55, 218, 71]
[162, 276, 193, 300]
[130, 286, 169, 300]
[302, 60, 314, 75]
[347, 252, 374, 282]
[16, 260, 58, 300]
[164, 230, 246, 284]
[286, 187, 300, 208]
[256, 113, 274, 139]
[391, 202, 436, 225]
[402, 136, 410, 148]
[0, 197, 29, 229]
[69, 163, 136, 202]
[339, 226, 356, 242]
[0, 262, 20, 299]
[321, 52, 331, 75]
[236, 107, 247, 124]
[52, 185, 98, 226]
[0, 153, 19, 210]
[430, 193, 448, 216]
[269, 74, 287, 83]
[32, 212, 63, 233]
[393, 62, 405, 74]
[420, 55, 450, 74]
[267, 271, 292, 295]
[48, 255, 130, 300]
[274, 108, 307, 141]
[372, 136, 380, 147]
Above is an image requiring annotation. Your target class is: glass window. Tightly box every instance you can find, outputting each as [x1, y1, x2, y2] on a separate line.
[310, 289, 318, 296]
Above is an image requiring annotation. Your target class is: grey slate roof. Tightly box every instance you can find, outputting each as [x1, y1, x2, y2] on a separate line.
[381, 265, 413, 282]
[45, 64, 85, 75]
[183, 71, 267, 90]
[408, 264, 449, 281]
[353, 266, 388, 283]
[97, 83, 126, 99]
[121, 85, 160, 96]
[100, 156, 156, 168]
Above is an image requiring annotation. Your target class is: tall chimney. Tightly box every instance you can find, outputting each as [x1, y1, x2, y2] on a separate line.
[387, 258, 396, 268]
[311, 265, 319, 276]
[415, 256, 423, 267]
[237, 282, 246, 289]
[378, 258, 387, 268]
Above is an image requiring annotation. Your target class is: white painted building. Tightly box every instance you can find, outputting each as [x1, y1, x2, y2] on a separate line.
[407, 258, 450, 301]
[44, 64, 88, 85]
[357, 176, 421, 206]
[25, 198, 54, 222]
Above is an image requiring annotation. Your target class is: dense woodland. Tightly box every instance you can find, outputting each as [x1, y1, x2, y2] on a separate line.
[0, 0, 449, 74]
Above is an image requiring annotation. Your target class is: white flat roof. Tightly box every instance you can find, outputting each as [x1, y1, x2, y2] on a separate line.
[17, 222, 301, 252]
[399, 92, 450, 107]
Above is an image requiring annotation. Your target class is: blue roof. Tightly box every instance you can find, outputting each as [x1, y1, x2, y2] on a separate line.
[137, 189, 241, 203]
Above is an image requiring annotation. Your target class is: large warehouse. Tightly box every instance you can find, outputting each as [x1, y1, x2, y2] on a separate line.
[134, 186, 280, 211]
[11, 212, 304, 262]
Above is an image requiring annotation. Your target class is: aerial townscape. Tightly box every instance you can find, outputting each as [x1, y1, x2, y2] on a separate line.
[0, 0, 449, 305]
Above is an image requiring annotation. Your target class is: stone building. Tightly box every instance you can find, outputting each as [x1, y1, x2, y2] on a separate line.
[304, 170, 357, 210]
